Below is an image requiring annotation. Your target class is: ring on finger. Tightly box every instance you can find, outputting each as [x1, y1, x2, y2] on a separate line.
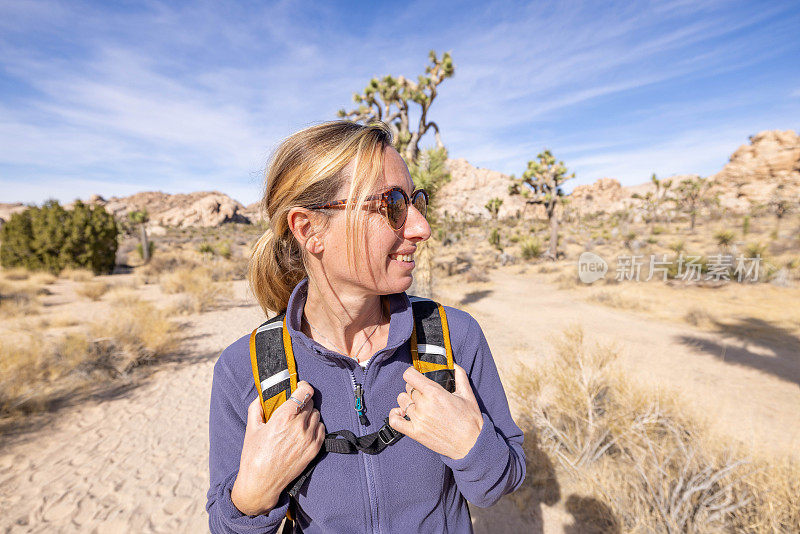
[403, 401, 416, 417]
[409, 387, 417, 399]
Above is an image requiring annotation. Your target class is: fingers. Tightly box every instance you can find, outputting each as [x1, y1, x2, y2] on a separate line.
[452, 363, 476, 400]
[275, 381, 315, 419]
[246, 395, 265, 427]
[405, 382, 420, 400]
[402, 366, 439, 394]
[396, 391, 417, 417]
[388, 407, 411, 434]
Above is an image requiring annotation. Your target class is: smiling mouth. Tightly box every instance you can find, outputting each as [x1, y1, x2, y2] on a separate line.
[389, 253, 414, 263]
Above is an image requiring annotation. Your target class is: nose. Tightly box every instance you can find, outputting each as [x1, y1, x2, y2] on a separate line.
[403, 203, 431, 243]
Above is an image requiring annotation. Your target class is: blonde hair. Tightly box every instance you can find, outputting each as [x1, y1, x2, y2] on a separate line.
[248, 120, 394, 314]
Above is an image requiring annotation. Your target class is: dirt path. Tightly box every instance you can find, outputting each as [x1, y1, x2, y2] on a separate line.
[434, 265, 800, 461]
[1, 268, 797, 533]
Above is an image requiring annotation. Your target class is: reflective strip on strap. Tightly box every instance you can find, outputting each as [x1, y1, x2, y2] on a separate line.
[260, 369, 290, 393]
[417, 344, 445, 355]
[256, 321, 283, 334]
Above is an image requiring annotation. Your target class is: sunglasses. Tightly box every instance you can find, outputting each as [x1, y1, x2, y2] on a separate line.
[308, 186, 429, 230]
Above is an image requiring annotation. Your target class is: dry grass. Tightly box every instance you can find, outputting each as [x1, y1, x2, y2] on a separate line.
[505, 325, 800, 533]
[29, 272, 57, 285]
[588, 290, 650, 311]
[59, 268, 94, 282]
[576, 280, 800, 348]
[76, 280, 110, 301]
[0, 267, 32, 281]
[0, 298, 179, 418]
[0, 279, 44, 317]
[160, 266, 233, 313]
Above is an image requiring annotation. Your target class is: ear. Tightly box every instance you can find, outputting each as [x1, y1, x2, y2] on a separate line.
[287, 207, 324, 254]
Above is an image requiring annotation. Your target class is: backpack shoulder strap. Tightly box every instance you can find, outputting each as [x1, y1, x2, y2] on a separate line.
[249, 312, 298, 424]
[408, 296, 456, 393]
[249, 312, 301, 523]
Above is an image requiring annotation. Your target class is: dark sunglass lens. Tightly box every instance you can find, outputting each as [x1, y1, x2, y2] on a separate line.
[412, 191, 428, 218]
[385, 190, 407, 229]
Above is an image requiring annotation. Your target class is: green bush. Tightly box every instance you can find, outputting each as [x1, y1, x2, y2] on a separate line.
[408, 147, 452, 228]
[197, 242, 215, 256]
[216, 240, 232, 259]
[0, 199, 118, 275]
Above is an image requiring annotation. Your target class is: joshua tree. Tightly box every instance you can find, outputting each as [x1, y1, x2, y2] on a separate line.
[632, 173, 673, 226]
[337, 50, 454, 163]
[509, 150, 574, 259]
[673, 176, 715, 232]
[768, 179, 793, 237]
[485, 197, 503, 220]
[651, 173, 673, 222]
[129, 209, 151, 264]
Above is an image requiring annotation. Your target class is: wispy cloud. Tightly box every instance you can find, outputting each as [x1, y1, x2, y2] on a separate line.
[1, 0, 799, 204]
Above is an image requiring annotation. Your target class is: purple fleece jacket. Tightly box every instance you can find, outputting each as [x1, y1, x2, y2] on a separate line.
[206, 278, 526, 533]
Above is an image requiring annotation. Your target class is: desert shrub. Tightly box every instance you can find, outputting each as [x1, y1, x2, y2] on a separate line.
[744, 242, 767, 258]
[0, 299, 179, 416]
[668, 240, 685, 254]
[60, 267, 94, 282]
[139, 250, 199, 279]
[506, 326, 796, 533]
[0, 200, 118, 275]
[0, 280, 41, 317]
[684, 306, 716, 328]
[742, 215, 751, 236]
[1, 268, 30, 281]
[29, 272, 56, 285]
[714, 229, 736, 248]
[160, 266, 233, 311]
[216, 240, 232, 259]
[76, 281, 110, 301]
[136, 241, 155, 260]
[588, 290, 649, 311]
[488, 228, 502, 250]
[652, 226, 665, 235]
[197, 242, 215, 256]
[206, 257, 248, 281]
[521, 237, 543, 260]
[89, 299, 179, 370]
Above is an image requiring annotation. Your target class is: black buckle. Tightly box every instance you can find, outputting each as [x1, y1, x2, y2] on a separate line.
[377, 418, 402, 446]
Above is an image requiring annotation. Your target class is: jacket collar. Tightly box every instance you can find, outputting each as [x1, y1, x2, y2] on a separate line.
[284, 278, 413, 368]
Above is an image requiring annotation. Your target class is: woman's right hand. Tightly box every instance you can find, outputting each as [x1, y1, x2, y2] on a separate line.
[231, 381, 326, 516]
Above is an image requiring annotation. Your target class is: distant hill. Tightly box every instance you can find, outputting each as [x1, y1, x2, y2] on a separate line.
[3, 130, 796, 230]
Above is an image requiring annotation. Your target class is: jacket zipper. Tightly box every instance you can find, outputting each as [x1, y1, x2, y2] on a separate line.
[348, 363, 381, 534]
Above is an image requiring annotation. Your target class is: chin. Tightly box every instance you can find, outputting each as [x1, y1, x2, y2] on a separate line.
[380, 274, 414, 295]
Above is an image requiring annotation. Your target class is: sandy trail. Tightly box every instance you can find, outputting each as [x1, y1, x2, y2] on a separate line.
[1, 269, 797, 533]
[434, 265, 800, 461]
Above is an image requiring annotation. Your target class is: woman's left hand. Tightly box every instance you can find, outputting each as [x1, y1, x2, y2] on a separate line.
[388, 363, 483, 460]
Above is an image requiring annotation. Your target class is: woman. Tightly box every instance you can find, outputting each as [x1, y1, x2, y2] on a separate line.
[206, 120, 526, 533]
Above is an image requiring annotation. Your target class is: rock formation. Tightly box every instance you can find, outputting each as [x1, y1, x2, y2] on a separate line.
[436, 158, 529, 220]
[709, 129, 800, 212]
[91, 191, 251, 228]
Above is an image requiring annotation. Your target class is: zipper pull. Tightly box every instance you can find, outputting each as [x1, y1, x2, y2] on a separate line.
[354, 383, 369, 426]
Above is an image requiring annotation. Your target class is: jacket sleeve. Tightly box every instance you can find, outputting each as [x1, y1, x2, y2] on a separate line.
[206, 340, 292, 533]
[438, 311, 527, 508]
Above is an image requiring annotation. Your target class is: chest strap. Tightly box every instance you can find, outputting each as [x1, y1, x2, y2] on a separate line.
[248, 296, 455, 513]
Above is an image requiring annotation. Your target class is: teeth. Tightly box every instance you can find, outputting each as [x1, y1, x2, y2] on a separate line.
[392, 253, 414, 262]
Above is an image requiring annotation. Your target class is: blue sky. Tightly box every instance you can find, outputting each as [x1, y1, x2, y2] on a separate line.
[1, 0, 799, 205]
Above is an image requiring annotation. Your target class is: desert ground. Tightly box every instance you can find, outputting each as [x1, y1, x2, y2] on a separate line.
[1, 243, 797, 532]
